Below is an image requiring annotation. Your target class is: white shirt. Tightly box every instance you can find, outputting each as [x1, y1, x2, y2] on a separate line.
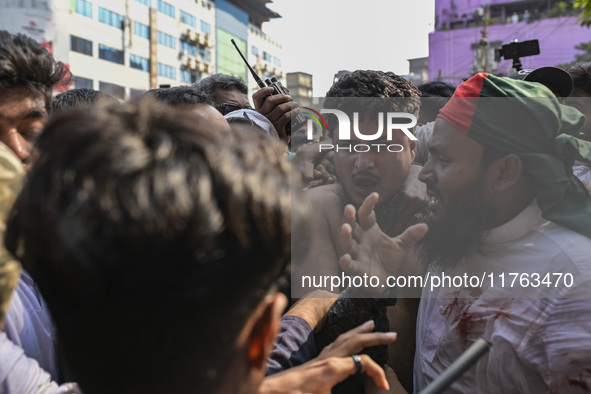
[414, 201, 591, 393]
[4, 270, 59, 382]
[0, 332, 80, 394]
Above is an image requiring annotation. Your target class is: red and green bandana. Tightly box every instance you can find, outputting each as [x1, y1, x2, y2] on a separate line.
[438, 72, 591, 239]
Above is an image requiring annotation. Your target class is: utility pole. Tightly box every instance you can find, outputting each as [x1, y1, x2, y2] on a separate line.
[472, 5, 492, 74]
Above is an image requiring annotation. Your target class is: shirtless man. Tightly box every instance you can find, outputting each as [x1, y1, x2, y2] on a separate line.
[291, 70, 428, 391]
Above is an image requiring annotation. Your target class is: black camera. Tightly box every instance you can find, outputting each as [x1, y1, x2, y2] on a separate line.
[496, 39, 540, 60]
[495, 39, 540, 71]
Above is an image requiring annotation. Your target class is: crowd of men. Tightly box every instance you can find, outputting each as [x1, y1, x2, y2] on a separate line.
[0, 27, 591, 393]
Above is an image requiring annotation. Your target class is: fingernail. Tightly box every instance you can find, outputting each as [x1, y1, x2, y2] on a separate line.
[362, 320, 374, 328]
[386, 332, 398, 338]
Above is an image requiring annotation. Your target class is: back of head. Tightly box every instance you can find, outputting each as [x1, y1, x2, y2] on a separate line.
[0, 30, 69, 110]
[51, 88, 117, 114]
[5, 97, 296, 393]
[192, 73, 248, 103]
[417, 81, 456, 124]
[147, 86, 212, 106]
[567, 62, 591, 95]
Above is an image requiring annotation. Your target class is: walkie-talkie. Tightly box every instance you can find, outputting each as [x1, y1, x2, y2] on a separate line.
[231, 39, 307, 136]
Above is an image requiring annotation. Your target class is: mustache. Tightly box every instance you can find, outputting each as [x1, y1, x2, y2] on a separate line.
[426, 184, 443, 198]
[352, 172, 380, 182]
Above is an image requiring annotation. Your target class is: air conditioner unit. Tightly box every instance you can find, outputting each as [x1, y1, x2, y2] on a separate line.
[186, 58, 197, 70]
[198, 61, 206, 72]
[198, 33, 206, 46]
[207, 64, 214, 74]
[205, 34, 214, 48]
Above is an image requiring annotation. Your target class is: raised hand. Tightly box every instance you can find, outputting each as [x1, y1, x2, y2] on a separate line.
[339, 193, 428, 294]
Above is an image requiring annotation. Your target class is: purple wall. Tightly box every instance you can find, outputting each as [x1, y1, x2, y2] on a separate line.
[436, 0, 518, 28]
[428, 16, 591, 84]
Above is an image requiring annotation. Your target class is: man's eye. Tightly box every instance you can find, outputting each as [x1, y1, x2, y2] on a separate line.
[19, 129, 41, 142]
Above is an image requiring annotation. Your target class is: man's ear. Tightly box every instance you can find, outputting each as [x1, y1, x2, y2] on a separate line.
[246, 292, 288, 370]
[487, 154, 523, 191]
[409, 138, 417, 161]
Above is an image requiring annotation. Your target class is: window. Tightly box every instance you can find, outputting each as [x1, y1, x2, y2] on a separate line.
[157, 0, 175, 18]
[99, 81, 125, 100]
[157, 31, 176, 49]
[130, 54, 150, 72]
[252, 46, 259, 57]
[158, 63, 177, 80]
[98, 7, 124, 29]
[262, 51, 271, 62]
[135, 0, 151, 6]
[180, 69, 197, 84]
[99, 44, 124, 64]
[73, 0, 92, 18]
[73, 76, 93, 89]
[273, 57, 281, 67]
[199, 47, 211, 63]
[180, 41, 197, 56]
[71, 35, 92, 56]
[181, 10, 196, 27]
[134, 22, 150, 39]
[200, 20, 211, 34]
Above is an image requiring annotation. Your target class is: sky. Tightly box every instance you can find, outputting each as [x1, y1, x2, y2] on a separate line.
[263, 0, 436, 96]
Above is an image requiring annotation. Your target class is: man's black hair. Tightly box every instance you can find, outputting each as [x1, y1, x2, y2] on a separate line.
[324, 70, 421, 137]
[51, 88, 117, 114]
[192, 74, 248, 103]
[146, 86, 213, 106]
[567, 62, 591, 95]
[0, 30, 70, 110]
[417, 81, 456, 124]
[5, 98, 301, 393]
[418, 81, 456, 98]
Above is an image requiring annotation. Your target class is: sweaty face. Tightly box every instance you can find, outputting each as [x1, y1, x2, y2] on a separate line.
[213, 89, 251, 115]
[0, 87, 47, 166]
[333, 116, 416, 206]
[417, 118, 496, 267]
[418, 118, 489, 219]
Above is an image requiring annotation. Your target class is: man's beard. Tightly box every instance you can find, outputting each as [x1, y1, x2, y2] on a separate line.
[416, 181, 496, 269]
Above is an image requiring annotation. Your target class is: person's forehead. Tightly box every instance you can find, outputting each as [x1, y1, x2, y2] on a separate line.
[332, 117, 411, 143]
[0, 88, 46, 120]
[213, 89, 250, 107]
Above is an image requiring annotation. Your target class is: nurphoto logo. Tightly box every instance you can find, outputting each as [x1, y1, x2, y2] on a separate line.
[302, 108, 417, 152]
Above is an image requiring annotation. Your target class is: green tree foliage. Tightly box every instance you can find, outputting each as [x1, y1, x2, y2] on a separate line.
[574, 0, 591, 26]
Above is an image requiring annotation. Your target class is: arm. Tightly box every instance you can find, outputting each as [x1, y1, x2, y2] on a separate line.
[0, 332, 81, 394]
[261, 354, 389, 394]
[291, 185, 344, 296]
[267, 291, 338, 375]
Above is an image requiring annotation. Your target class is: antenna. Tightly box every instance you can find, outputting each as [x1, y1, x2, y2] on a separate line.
[231, 39, 266, 89]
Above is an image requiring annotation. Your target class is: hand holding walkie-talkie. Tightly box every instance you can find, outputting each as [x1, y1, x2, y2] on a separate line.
[231, 39, 307, 139]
